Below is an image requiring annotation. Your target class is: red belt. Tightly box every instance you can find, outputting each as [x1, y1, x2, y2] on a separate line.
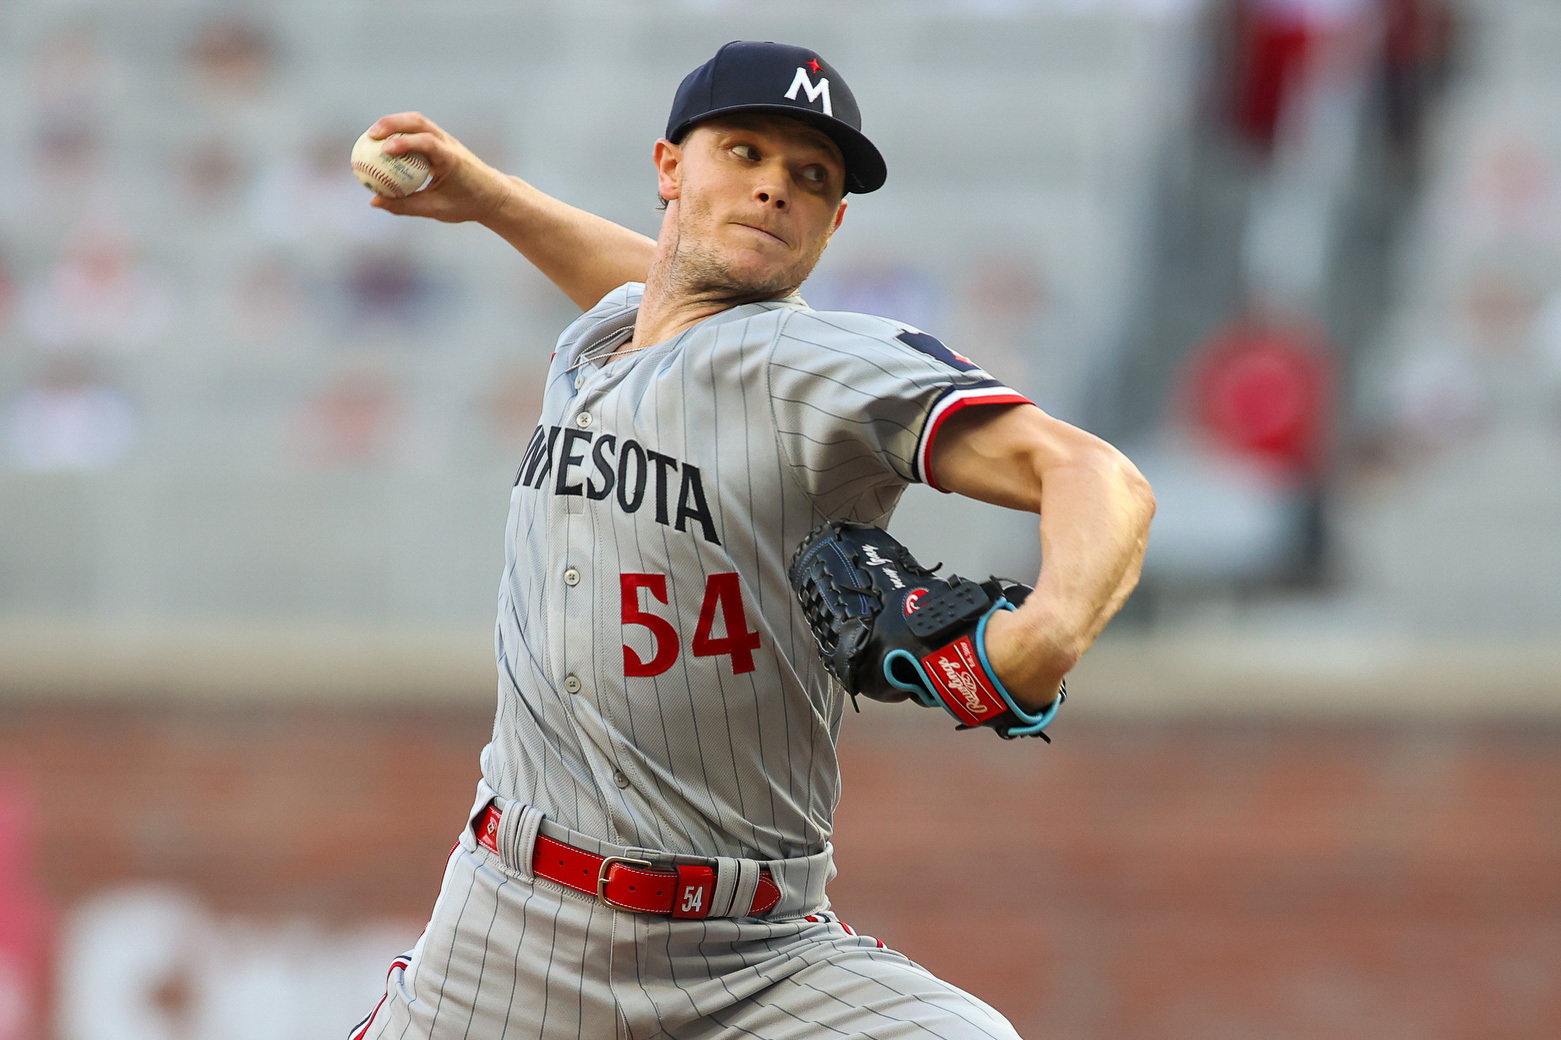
[475, 804, 780, 919]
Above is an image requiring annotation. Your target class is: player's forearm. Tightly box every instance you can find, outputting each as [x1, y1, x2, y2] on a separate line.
[989, 447, 1154, 708]
[483, 177, 657, 310]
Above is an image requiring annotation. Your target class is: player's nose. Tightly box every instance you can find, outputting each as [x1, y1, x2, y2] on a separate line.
[753, 169, 789, 210]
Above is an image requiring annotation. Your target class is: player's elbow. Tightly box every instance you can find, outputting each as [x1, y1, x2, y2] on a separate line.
[1059, 437, 1154, 514]
[1112, 448, 1156, 530]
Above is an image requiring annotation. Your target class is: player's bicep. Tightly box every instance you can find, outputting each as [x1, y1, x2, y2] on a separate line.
[929, 402, 1111, 513]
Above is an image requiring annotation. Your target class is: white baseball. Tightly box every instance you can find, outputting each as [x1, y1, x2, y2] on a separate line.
[351, 130, 431, 198]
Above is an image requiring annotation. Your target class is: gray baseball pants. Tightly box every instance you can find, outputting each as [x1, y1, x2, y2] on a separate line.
[351, 792, 1024, 1040]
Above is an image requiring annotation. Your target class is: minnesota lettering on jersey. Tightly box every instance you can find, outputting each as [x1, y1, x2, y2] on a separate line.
[514, 424, 721, 546]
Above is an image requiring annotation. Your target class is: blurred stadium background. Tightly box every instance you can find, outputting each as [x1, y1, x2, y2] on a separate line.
[1, 0, 1558, 1037]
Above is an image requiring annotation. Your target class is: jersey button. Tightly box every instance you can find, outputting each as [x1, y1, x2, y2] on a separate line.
[563, 674, 582, 694]
[613, 770, 630, 789]
[573, 373, 585, 390]
[575, 411, 592, 429]
[563, 567, 581, 586]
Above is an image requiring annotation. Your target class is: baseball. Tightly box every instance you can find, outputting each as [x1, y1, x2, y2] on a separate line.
[351, 129, 431, 198]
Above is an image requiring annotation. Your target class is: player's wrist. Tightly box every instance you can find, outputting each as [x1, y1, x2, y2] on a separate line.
[464, 169, 523, 228]
[982, 606, 1074, 713]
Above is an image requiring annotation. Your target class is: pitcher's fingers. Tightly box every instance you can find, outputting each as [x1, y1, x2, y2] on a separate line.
[367, 111, 445, 140]
[379, 131, 449, 169]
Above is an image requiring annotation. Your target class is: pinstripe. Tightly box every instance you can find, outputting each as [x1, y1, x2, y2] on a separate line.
[620, 476, 694, 852]
[611, 913, 1021, 1040]
[531, 876, 569, 1040]
[683, 1007, 775, 1040]
[494, 873, 533, 1040]
[456, 872, 509, 1040]
[567, 901, 590, 1040]
[642, 366, 729, 851]
[728, 991, 857, 1039]
[357, 284, 1032, 1040]
[686, 328, 770, 850]
[818, 960, 1013, 1038]
[794, 974, 967, 1039]
[422, 854, 488, 1039]
[768, 359, 936, 406]
[772, 391, 921, 433]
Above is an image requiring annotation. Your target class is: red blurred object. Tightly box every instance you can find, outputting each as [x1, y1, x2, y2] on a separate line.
[0, 781, 47, 1040]
[1230, 2, 1315, 150]
[1186, 310, 1335, 478]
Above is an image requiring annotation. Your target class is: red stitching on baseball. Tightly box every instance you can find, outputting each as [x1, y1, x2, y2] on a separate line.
[353, 160, 410, 196]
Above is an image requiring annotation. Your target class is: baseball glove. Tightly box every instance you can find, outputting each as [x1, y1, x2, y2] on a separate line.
[788, 520, 1065, 740]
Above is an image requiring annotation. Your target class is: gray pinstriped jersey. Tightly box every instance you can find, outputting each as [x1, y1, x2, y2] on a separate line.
[480, 282, 1028, 864]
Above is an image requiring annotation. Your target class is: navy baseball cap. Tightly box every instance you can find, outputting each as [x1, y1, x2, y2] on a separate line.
[666, 41, 887, 194]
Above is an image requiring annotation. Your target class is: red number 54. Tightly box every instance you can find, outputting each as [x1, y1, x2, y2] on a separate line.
[620, 572, 761, 677]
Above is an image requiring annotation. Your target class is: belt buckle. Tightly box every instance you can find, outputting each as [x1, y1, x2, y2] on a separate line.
[596, 855, 655, 910]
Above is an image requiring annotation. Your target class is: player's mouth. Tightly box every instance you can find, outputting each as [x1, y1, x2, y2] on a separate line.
[732, 222, 789, 248]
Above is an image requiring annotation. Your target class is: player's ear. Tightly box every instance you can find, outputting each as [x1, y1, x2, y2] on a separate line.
[654, 138, 683, 202]
[832, 199, 847, 233]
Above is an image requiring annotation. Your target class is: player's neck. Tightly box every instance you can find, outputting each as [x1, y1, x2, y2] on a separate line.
[627, 286, 735, 357]
[623, 240, 793, 357]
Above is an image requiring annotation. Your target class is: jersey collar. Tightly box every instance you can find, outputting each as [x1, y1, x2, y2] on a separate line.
[576, 290, 811, 373]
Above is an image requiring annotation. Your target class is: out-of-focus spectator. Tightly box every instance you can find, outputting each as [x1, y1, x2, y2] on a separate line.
[32, 102, 103, 186]
[1142, 300, 1337, 587]
[1377, 0, 1457, 170]
[957, 256, 1042, 394]
[287, 366, 407, 469]
[1228, 0, 1317, 153]
[1463, 265, 1540, 359]
[186, 16, 278, 102]
[1182, 300, 1336, 479]
[22, 223, 171, 354]
[342, 246, 442, 331]
[177, 136, 247, 215]
[227, 254, 304, 348]
[3, 360, 138, 471]
[252, 131, 396, 246]
[1206, 0, 1372, 156]
[805, 257, 943, 335]
[1380, 265, 1550, 464]
[1453, 133, 1561, 252]
[478, 363, 549, 456]
[1381, 346, 1486, 459]
[28, 19, 114, 179]
[10, 18, 125, 233]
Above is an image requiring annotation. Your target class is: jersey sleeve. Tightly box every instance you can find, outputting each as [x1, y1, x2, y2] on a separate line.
[766, 309, 1030, 515]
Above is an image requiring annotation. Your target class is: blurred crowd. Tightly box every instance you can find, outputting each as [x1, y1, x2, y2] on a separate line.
[0, 13, 526, 478]
[0, 12, 1086, 486]
[3, 0, 1560, 614]
[1111, 0, 1476, 592]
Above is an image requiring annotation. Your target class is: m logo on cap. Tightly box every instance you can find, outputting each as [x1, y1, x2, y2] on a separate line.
[784, 66, 832, 116]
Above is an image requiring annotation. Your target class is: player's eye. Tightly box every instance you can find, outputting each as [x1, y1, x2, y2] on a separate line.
[801, 165, 826, 185]
[732, 144, 759, 160]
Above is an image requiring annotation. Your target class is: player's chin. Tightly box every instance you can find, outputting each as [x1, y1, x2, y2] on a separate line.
[720, 255, 802, 297]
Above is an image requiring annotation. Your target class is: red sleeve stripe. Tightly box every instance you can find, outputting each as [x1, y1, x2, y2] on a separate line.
[915, 387, 1032, 491]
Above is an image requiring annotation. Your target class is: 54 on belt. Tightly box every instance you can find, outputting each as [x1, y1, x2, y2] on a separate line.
[475, 803, 780, 919]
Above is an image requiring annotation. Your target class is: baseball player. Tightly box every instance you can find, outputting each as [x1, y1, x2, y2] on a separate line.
[349, 41, 1154, 1040]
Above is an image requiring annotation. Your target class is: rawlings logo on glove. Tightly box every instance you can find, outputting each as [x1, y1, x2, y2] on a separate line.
[787, 521, 1064, 740]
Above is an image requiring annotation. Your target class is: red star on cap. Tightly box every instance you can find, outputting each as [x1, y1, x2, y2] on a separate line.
[807, 58, 822, 73]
